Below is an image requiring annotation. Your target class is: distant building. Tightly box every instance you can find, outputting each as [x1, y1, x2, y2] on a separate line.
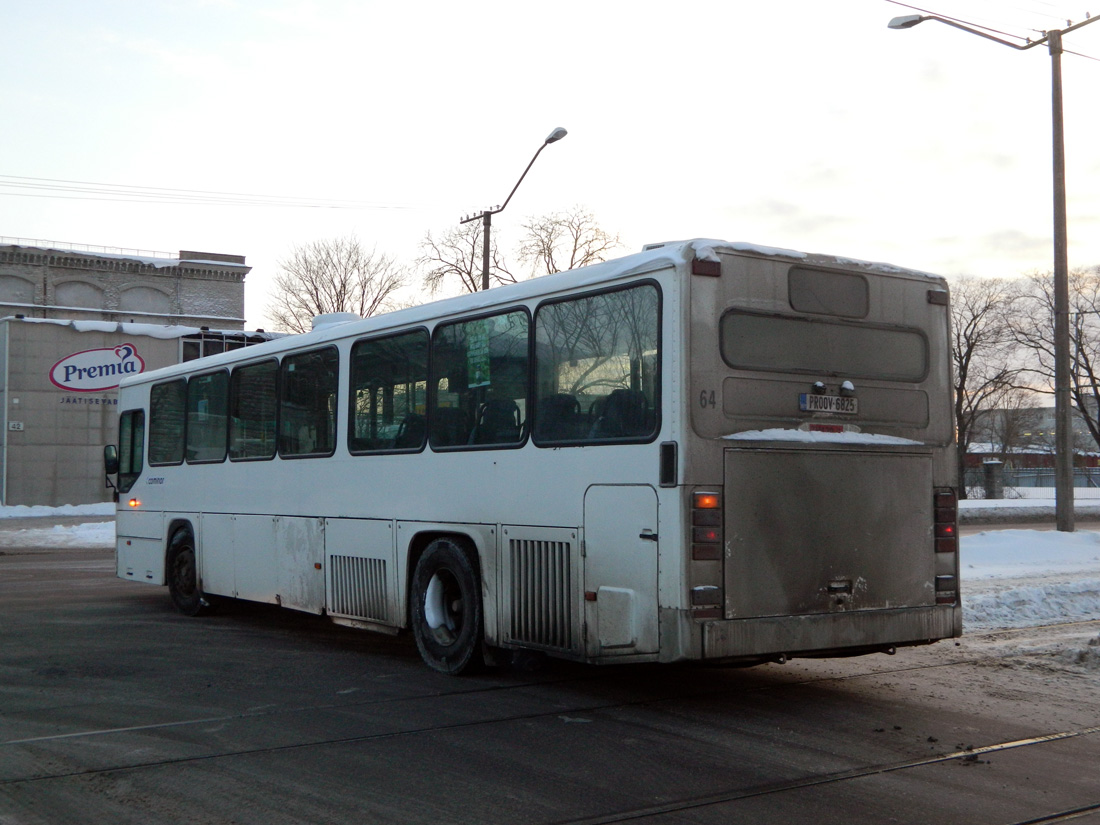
[966, 404, 1096, 467]
[0, 239, 250, 326]
[0, 240, 275, 506]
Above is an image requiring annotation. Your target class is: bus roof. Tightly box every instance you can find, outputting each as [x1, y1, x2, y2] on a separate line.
[118, 238, 944, 389]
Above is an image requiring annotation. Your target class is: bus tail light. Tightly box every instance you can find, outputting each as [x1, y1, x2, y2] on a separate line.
[933, 488, 958, 605]
[934, 488, 957, 553]
[691, 586, 721, 606]
[935, 575, 958, 605]
[692, 491, 722, 561]
[690, 490, 724, 618]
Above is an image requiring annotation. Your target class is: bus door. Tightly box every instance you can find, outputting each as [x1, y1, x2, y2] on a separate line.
[583, 485, 659, 657]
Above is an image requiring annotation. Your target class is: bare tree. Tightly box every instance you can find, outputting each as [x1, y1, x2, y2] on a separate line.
[985, 388, 1044, 458]
[417, 206, 621, 295]
[515, 205, 622, 278]
[417, 222, 510, 296]
[267, 236, 406, 333]
[950, 276, 1024, 496]
[1009, 266, 1100, 451]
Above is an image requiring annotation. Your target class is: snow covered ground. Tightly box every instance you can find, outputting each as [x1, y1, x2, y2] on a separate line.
[963, 528, 1100, 632]
[1, 503, 1097, 638]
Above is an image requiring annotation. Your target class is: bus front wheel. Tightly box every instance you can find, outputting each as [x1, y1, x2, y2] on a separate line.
[166, 530, 213, 617]
[410, 538, 484, 675]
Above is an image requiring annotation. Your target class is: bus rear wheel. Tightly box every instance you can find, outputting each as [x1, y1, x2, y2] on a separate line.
[411, 538, 484, 675]
[166, 529, 213, 617]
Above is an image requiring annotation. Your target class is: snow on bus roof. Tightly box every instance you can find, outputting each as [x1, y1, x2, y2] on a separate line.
[117, 239, 943, 387]
[725, 428, 925, 446]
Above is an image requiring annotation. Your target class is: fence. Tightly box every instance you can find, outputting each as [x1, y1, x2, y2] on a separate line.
[963, 466, 1100, 500]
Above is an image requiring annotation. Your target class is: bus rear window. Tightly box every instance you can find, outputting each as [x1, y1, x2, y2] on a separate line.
[788, 266, 868, 318]
[720, 311, 927, 382]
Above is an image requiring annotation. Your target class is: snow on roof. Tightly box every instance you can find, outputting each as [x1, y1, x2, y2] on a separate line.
[2, 243, 248, 269]
[2, 316, 278, 340]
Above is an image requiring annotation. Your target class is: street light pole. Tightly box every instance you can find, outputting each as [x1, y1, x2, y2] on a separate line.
[461, 127, 568, 291]
[1049, 29, 1075, 533]
[889, 12, 1100, 532]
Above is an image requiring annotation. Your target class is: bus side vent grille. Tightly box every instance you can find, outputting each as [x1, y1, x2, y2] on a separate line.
[509, 539, 572, 651]
[330, 555, 388, 622]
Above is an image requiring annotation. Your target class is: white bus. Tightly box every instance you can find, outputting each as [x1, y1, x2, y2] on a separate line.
[106, 239, 960, 674]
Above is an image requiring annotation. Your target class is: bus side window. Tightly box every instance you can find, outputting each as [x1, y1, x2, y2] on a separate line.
[279, 347, 339, 458]
[349, 330, 428, 453]
[149, 379, 186, 465]
[230, 359, 277, 461]
[117, 409, 145, 494]
[186, 370, 229, 464]
[534, 283, 660, 445]
[429, 311, 529, 450]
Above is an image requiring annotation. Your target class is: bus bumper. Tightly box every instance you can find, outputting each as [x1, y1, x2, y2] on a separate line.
[696, 605, 962, 662]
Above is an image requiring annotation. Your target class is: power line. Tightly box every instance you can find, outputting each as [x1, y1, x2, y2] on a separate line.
[0, 174, 417, 210]
[883, 1, 1100, 59]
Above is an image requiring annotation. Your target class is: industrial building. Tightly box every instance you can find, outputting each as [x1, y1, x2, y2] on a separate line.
[0, 240, 273, 505]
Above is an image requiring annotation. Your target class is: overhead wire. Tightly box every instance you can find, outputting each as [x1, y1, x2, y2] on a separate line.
[882, 0, 1100, 59]
[0, 174, 417, 210]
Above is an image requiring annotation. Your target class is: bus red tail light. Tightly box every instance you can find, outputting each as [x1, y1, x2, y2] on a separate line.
[692, 491, 723, 562]
[691, 490, 724, 616]
[694, 492, 720, 510]
[933, 488, 957, 554]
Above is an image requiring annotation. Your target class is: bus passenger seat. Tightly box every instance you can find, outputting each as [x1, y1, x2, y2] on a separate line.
[590, 388, 650, 439]
[470, 399, 522, 445]
[536, 393, 582, 442]
[431, 407, 469, 447]
[394, 413, 426, 449]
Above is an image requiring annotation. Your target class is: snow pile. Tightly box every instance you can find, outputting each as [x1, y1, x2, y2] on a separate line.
[1057, 634, 1100, 671]
[961, 529, 1100, 632]
[8, 521, 116, 547]
[0, 502, 115, 519]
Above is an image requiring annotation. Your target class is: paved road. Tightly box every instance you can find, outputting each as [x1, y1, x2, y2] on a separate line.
[1, 538, 1098, 824]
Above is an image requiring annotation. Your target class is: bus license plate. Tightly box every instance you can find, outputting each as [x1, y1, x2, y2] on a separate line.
[799, 393, 858, 415]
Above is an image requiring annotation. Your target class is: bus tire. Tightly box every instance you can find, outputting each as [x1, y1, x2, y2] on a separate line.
[166, 529, 213, 617]
[410, 538, 484, 675]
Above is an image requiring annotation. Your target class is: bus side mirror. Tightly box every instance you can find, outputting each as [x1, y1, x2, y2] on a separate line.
[104, 444, 119, 475]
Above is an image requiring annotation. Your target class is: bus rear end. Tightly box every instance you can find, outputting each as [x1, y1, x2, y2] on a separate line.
[682, 244, 959, 663]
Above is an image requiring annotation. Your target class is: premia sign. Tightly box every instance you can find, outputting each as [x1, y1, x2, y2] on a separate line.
[50, 344, 147, 392]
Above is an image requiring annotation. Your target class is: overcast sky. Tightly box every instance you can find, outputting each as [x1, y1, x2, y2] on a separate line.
[2, 0, 1099, 329]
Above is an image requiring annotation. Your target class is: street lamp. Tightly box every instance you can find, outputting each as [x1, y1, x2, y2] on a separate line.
[890, 12, 1100, 532]
[461, 127, 568, 291]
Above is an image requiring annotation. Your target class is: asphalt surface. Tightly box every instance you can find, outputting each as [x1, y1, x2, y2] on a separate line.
[1, 527, 1098, 824]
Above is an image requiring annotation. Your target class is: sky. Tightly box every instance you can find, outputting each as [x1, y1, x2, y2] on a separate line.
[3, 0, 1100, 330]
